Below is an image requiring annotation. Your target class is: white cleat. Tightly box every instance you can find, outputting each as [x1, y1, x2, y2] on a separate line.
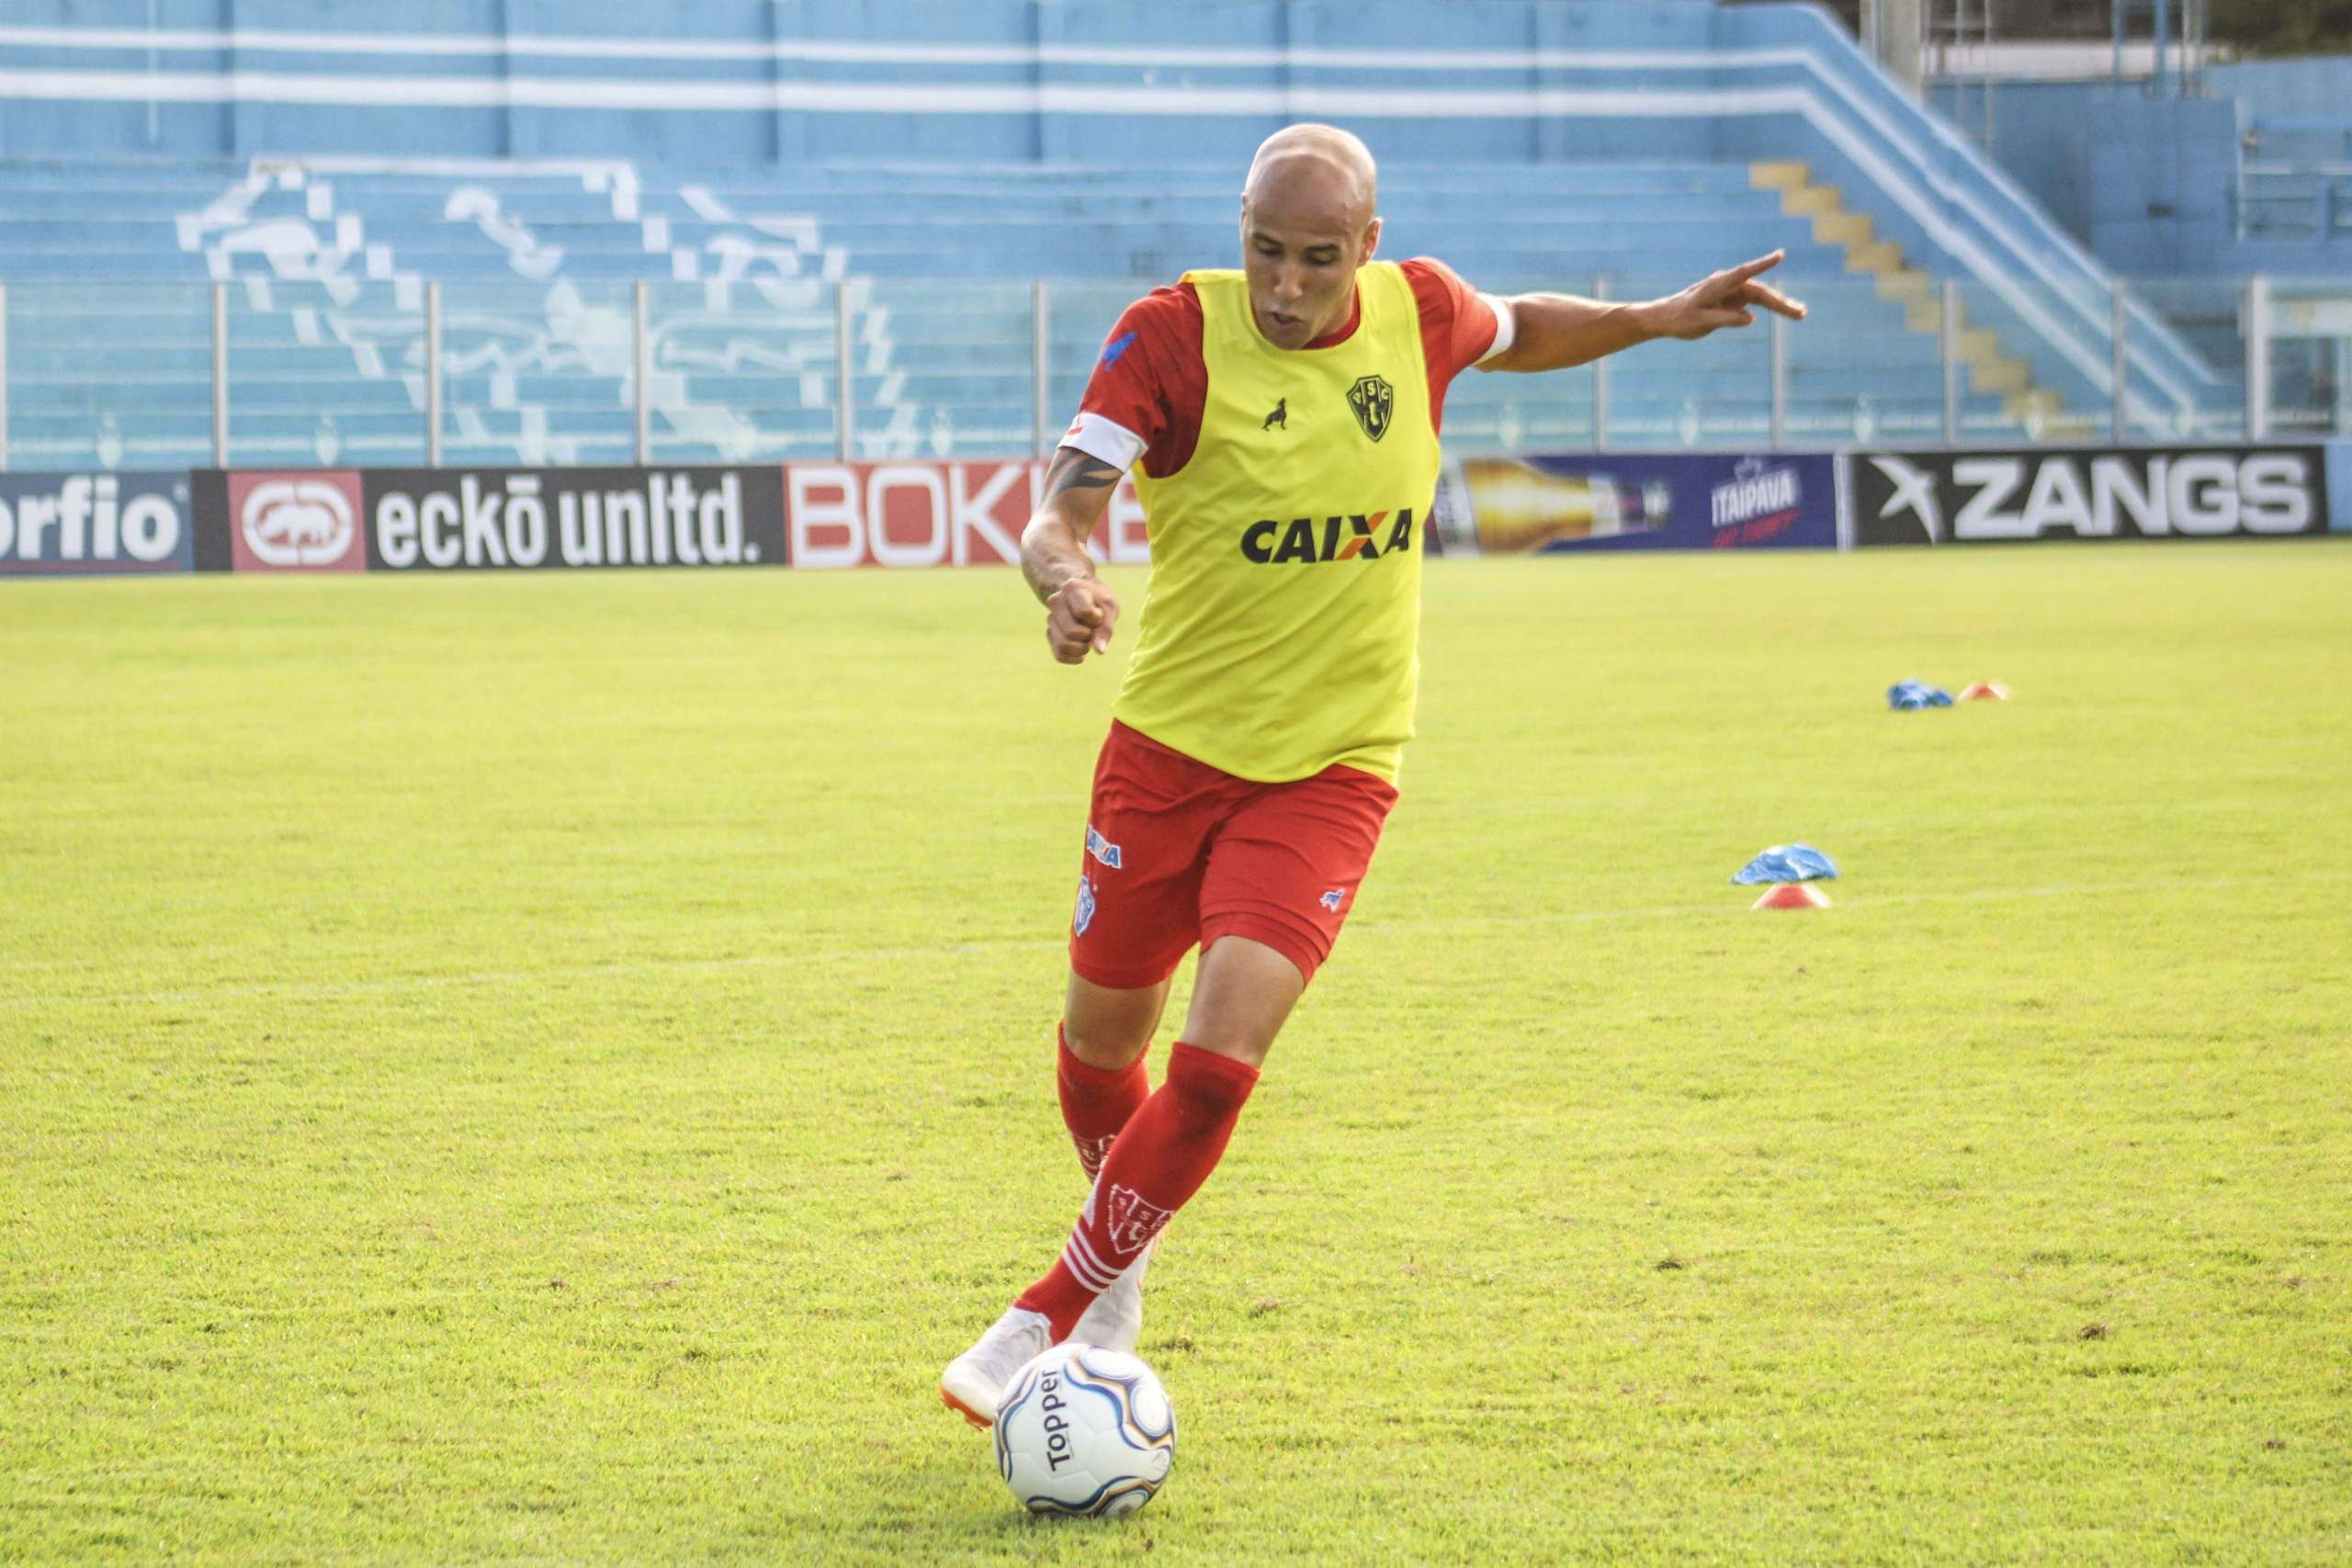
[1068, 1239, 1152, 1354]
[939, 1305, 1052, 1430]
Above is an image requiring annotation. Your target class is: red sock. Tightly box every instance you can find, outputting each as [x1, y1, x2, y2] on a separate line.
[1018, 1042, 1260, 1339]
[1057, 1023, 1150, 1180]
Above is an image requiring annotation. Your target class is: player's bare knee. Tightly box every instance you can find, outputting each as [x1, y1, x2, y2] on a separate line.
[1179, 937, 1305, 1066]
[1062, 1018, 1151, 1071]
[1062, 974, 1166, 1068]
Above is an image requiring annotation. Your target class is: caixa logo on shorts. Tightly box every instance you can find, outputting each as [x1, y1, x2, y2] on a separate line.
[1238, 508, 1418, 565]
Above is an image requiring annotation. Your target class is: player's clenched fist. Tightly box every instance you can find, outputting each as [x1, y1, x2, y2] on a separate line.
[1045, 577, 1121, 663]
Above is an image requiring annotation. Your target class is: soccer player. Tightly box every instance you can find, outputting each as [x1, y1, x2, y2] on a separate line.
[942, 123, 1804, 1426]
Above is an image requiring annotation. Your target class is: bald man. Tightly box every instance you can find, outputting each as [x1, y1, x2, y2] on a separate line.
[942, 123, 1804, 1427]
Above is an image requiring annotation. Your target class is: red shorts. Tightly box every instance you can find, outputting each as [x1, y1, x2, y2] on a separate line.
[1068, 721, 1399, 990]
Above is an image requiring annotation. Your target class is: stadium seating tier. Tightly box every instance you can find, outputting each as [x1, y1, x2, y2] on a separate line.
[3, 153, 2121, 468]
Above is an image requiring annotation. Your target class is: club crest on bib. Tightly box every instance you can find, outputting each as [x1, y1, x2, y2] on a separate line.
[1346, 374, 1394, 443]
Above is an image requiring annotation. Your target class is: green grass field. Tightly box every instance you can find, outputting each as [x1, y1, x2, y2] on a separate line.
[5, 544, 2349, 1565]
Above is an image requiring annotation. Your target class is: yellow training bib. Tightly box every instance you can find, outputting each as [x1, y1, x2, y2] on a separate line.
[1114, 262, 1440, 784]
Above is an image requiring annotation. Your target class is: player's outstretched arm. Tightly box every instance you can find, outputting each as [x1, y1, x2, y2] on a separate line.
[1481, 250, 1807, 374]
[1021, 446, 1124, 665]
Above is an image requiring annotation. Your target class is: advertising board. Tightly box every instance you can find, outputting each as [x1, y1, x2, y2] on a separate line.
[1850, 446, 2329, 546]
[783, 460, 1149, 569]
[1427, 452, 1839, 556]
[0, 471, 195, 577]
[356, 468, 788, 571]
[228, 470, 368, 572]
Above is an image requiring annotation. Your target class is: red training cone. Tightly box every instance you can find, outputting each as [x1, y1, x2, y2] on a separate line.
[1751, 882, 1831, 911]
[1961, 681, 2009, 701]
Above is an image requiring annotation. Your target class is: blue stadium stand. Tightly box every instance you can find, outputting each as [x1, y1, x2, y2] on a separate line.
[0, 156, 2086, 469]
[0, 0, 2251, 468]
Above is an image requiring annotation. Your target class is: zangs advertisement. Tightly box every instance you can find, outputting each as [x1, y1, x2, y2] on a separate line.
[1428, 451, 1838, 555]
[1851, 446, 2329, 545]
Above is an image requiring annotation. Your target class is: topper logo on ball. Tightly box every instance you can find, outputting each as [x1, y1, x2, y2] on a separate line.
[1037, 1371, 1075, 1471]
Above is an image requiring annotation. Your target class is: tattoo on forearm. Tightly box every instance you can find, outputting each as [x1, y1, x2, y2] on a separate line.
[1041, 448, 1120, 503]
[1023, 447, 1121, 604]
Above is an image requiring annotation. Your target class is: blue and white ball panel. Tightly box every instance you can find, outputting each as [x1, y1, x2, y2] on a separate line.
[992, 1343, 1175, 1517]
[1063, 1347, 1176, 1453]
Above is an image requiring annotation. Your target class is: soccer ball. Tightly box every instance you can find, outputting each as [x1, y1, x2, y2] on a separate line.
[992, 1343, 1176, 1517]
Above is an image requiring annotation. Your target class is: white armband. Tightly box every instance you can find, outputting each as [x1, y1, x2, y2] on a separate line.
[1059, 412, 1145, 474]
[1474, 293, 1518, 365]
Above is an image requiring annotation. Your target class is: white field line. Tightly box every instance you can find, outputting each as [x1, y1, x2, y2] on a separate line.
[2, 870, 2343, 1015]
